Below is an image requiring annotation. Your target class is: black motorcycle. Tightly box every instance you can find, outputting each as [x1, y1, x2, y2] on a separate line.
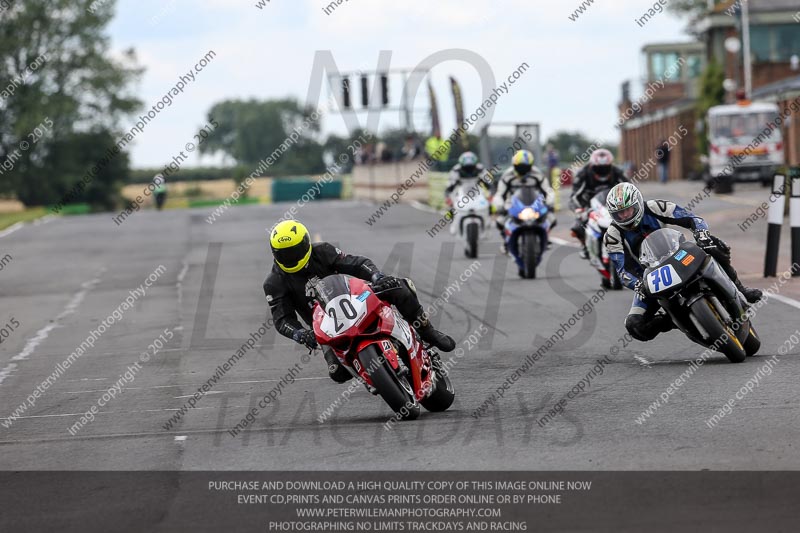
[640, 228, 760, 363]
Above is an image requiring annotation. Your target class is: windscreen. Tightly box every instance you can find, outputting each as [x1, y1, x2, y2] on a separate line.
[710, 112, 781, 144]
[639, 228, 685, 268]
[308, 275, 351, 307]
[516, 183, 539, 205]
[591, 189, 611, 210]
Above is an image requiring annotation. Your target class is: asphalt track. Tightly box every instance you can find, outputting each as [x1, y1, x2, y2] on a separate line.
[0, 188, 799, 471]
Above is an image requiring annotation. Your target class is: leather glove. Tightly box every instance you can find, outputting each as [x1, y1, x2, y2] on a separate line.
[371, 272, 401, 293]
[292, 328, 318, 350]
[693, 230, 715, 250]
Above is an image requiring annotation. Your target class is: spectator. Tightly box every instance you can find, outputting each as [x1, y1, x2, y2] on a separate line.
[361, 143, 376, 164]
[377, 142, 393, 163]
[425, 134, 451, 171]
[546, 144, 560, 176]
[656, 139, 670, 183]
[401, 134, 422, 160]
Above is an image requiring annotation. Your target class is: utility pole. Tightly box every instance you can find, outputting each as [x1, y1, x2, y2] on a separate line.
[742, 1, 753, 99]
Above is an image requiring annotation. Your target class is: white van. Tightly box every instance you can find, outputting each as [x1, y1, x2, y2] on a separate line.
[707, 101, 784, 185]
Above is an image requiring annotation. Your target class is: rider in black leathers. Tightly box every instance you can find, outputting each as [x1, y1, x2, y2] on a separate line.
[570, 148, 628, 259]
[264, 220, 455, 383]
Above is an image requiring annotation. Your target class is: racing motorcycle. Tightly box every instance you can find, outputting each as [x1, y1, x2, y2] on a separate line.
[503, 184, 551, 279]
[450, 183, 491, 259]
[307, 275, 455, 419]
[583, 190, 622, 290]
[639, 228, 761, 363]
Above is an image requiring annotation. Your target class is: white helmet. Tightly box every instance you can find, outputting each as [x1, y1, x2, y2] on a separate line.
[606, 183, 645, 230]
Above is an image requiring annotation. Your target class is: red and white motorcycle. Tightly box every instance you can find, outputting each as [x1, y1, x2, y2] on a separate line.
[584, 190, 623, 290]
[307, 275, 455, 420]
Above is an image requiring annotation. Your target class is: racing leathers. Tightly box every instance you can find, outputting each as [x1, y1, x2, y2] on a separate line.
[492, 166, 556, 242]
[264, 243, 454, 382]
[445, 163, 492, 201]
[604, 200, 758, 342]
[570, 165, 628, 249]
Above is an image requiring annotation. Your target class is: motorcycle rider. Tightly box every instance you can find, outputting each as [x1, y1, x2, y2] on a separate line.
[444, 151, 492, 209]
[570, 148, 628, 259]
[264, 220, 456, 383]
[604, 183, 763, 342]
[492, 150, 555, 252]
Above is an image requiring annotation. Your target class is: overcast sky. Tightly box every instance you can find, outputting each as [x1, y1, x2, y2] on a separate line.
[109, 0, 692, 168]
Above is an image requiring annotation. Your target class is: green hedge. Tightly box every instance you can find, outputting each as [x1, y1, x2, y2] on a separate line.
[128, 167, 236, 184]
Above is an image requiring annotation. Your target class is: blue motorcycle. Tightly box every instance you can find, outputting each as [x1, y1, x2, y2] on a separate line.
[503, 184, 551, 279]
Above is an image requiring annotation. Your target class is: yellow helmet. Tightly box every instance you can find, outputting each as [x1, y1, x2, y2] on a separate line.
[512, 150, 534, 176]
[269, 220, 312, 273]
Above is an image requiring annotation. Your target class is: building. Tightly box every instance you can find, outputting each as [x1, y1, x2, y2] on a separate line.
[619, 0, 800, 181]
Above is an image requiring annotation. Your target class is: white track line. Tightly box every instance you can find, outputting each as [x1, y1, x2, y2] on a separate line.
[0, 215, 55, 239]
[767, 293, 800, 311]
[174, 392, 225, 399]
[0, 273, 103, 386]
[7, 406, 226, 421]
[62, 377, 329, 394]
[0, 222, 24, 238]
[549, 236, 580, 248]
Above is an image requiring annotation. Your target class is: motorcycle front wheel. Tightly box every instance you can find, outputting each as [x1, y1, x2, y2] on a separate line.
[743, 324, 761, 357]
[520, 233, 539, 279]
[421, 367, 455, 412]
[465, 222, 479, 259]
[690, 298, 746, 363]
[358, 344, 420, 420]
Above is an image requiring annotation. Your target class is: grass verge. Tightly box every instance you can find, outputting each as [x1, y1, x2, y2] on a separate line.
[0, 207, 48, 231]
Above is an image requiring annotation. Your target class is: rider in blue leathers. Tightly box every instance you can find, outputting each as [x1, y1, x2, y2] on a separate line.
[604, 183, 762, 342]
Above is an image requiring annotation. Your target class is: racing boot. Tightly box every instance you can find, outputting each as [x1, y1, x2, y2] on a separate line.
[650, 313, 676, 336]
[734, 279, 763, 304]
[414, 312, 456, 352]
[579, 245, 589, 260]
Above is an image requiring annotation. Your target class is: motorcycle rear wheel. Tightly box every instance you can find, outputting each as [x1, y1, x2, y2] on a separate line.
[358, 345, 420, 420]
[690, 298, 746, 363]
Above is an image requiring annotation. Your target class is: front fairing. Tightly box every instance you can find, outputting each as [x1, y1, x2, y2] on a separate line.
[641, 241, 706, 299]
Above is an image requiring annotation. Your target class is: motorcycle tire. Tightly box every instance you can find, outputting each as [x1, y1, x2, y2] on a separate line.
[743, 325, 761, 357]
[465, 223, 479, 259]
[421, 369, 455, 412]
[521, 233, 538, 279]
[690, 297, 746, 363]
[358, 344, 420, 420]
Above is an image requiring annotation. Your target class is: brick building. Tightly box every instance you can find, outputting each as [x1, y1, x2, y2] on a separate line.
[619, 0, 800, 181]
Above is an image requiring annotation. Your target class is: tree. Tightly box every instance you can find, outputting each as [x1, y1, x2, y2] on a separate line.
[200, 98, 326, 176]
[0, 0, 142, 208]
[667, 0, 713, 34]
[695, 59, 726, 156]
[546, 131, 617, 162]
